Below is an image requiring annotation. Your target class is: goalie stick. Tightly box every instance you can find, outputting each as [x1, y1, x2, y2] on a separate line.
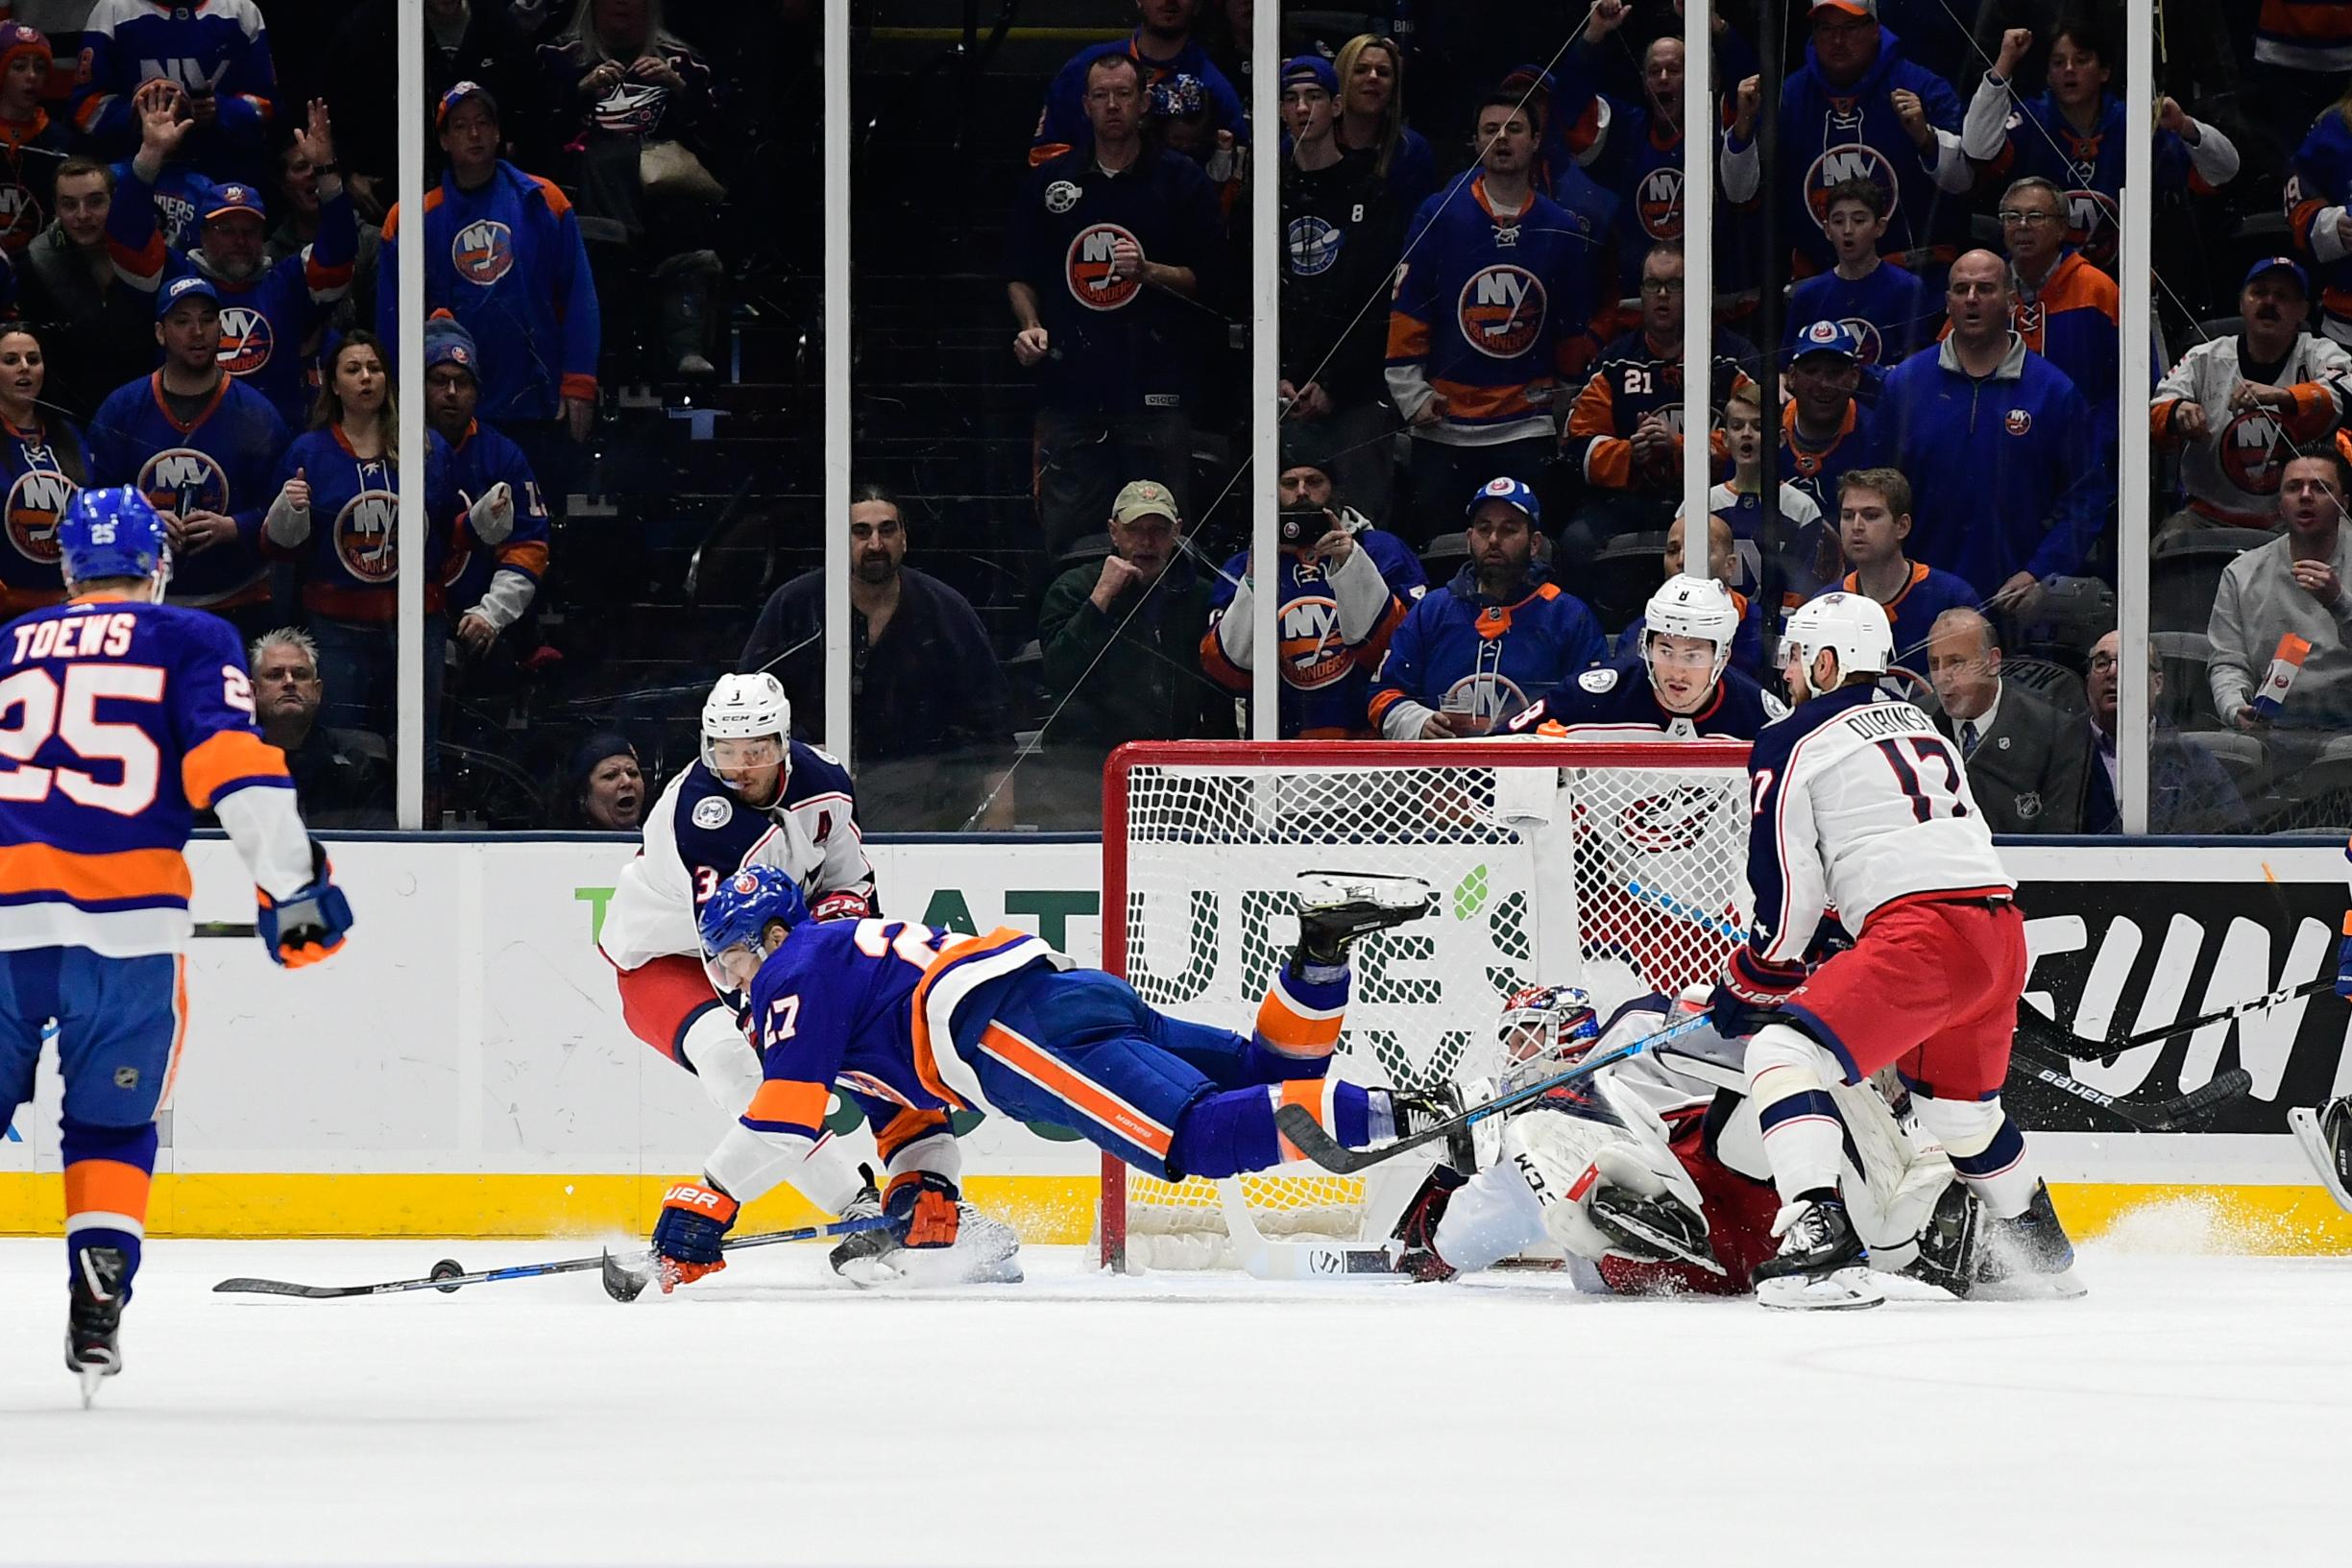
[211, 1215, 894, 1299]
[1276, 1012, 1716, 1176]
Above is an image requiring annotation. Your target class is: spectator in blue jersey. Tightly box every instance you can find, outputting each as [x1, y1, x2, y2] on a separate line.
[248, 627, 395, 830]
[1821, 466, 1976, 678]
[88, 273, 289, 629]
[1689, 382, 1838, 610]
[1387, 94, 1608, 547]
[1030, 1, 1246, 177]
[327, 0, 553, 219]
[73, 0, 279, 186]
[15, 158, 151, 424]
[379, 82, 602, 498]
[1965, 22, 2239, 272]
[0, 25, 72, 260]
[421, 314, 551, 667]
[1870, 249, 2107, 613]
[1782, 320, 1877, 515]
[1006, 52, 1223, 555]
[1722, 0, 1997, 280]
[0, 325, 90, 616]
[537, 0, 727, 378]
[2079, 631, 2251, 836]
[109, 91, 356, 429]
[1787, 180, 1932, 374]
[2285, 90, 2352, 350]
[1990, 176, 2120, 467]
[1369, 478, 1605, 739]
[1201, 433, 1425, 739]
[1331, 35, 1436, 211]
[1613, 509, 1768, 676]
[739, 483, 1013, 833]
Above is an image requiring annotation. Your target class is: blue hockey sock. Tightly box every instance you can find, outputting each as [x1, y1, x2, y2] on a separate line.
[1169, 1080, 1375, 1180]
[61, 1119, 157, 1297]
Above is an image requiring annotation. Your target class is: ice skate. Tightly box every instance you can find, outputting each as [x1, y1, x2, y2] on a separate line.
[64, 1244, 129, 1408]
[1901, 1180, 1983, 1298]
[1292, 874, 1436, 968]
[1754, 1193, 1883, 1310]
[2289, 1096, 2352, 1215]
[1975, 1180, 2088, 1300]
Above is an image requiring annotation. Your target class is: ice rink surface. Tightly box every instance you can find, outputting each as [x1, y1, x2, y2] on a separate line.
[0, 1226, 2345, 1568]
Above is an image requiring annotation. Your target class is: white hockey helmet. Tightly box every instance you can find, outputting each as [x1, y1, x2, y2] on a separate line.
[700, 673, 791, 769]
[1641, 574, 1739, 688]
[1780, 591, 1893, 696]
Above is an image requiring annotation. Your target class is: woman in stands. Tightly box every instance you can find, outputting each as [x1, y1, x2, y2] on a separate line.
[0, 325, 91, 617]
[1333, 34, 1437, 210]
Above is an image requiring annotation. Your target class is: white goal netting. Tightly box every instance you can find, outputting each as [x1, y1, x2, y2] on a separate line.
[1100, 740, 1755, 1270]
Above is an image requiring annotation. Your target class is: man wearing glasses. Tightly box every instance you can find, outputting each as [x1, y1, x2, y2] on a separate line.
[1989, 176, 2120, 469]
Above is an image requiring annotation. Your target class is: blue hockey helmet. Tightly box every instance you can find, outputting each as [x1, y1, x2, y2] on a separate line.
[58, 486, 170, 592]
[697, 864, 811, 985]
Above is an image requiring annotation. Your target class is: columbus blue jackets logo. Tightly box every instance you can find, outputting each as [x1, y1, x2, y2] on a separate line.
[1287, 214, 1343, 277]
[1457, 266, 1546, 360]
[591, 80, 668, 137]
[334, 487, 400, 584]
[0, 181, 41, 249]
[5, 466, 74, 565]
[1065, 223, 1142, 311]
[2219, 409, 2291, 495]
[453, 219, 516, 286]
[1636, 166, 1684, 241]
[1804, 143, 1900, 231]
[1277, 594, 1350, 689]
[137, 448, 230, 517]
[217, 305, 273, 376]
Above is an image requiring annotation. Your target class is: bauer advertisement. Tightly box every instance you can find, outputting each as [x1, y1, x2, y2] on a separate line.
[0, 835, 2344, 1238]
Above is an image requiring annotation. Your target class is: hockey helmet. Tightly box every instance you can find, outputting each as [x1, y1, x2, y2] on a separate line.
[59, 487, 171, 597]
[700, 672, 790, 771]
[697, 864, 811, 990]
[1642, 574, 1739, 688]
[1779, 591, 1892, 697]
[1495, 984, 1601, 1067]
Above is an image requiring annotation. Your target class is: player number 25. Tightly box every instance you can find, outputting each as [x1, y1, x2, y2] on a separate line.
[0, 663, 171, 816]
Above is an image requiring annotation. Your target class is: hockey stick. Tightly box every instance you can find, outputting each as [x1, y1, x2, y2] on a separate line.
[2018, 977, 2337, 1062]
[210, 1215, 894, 1299]
[1276, 1013, 1715, 1176]
[194, 922, 255, 938]
[2007, 1031, 2254, 1131]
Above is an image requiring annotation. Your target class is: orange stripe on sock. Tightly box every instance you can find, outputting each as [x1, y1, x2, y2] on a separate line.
[1275, 1079, 1335, 1163]
[1255, 979, 1344, 1058]
[979, 1023, 1172, 1159]
[63, 1158, 152, 1225]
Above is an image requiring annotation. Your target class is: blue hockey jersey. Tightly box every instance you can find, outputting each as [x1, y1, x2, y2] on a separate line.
[2286, 109, 2352, 342]
[1367, 562, 1606, 736]
[1781, 398, 1878, 518]
[0, 412, 88, 615]
[0, 595, 290, 954]
[1201, 524, 1425, 739]
[87, 370, 289, 608]
[1787, 262, 1934, 371]
[440, 417, 549, 622]
[74, 1, 277, 181]
[1995, 91, 2216, 269]
[1821, 564, 1978, 675]
[1029, 36, 1249, 170]
[1507, 653, 1782, 741]
[265, 424, 457, 624]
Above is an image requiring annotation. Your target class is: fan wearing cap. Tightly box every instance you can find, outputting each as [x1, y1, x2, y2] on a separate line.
[421, 313, 551, 660]
[86, 271, 291, 621]
[0, 24, 71, 257]
[1781, 319, 1877, 515]
[109, 88, 355, 428]
[2154, 257, 2352, 533]
[380, 82, 602, 453]
[73, 0, 279, 182]
[1368, 477, 1605, 740]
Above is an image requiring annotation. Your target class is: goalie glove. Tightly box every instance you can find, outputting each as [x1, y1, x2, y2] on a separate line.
[809, 890, 873, 924]
[651, 1180, 739, 1292]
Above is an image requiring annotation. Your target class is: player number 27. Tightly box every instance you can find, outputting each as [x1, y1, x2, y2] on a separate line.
[0, 663, 170, 816]
[1872, 736, 1970, 823]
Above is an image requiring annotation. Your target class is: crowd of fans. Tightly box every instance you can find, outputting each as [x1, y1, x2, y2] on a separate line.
[25, 1, 2352, 841]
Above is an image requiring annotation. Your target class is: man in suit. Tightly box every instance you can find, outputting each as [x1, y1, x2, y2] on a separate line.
[1925, 606, 2088, 833]
[2079, 630, 2253, 835]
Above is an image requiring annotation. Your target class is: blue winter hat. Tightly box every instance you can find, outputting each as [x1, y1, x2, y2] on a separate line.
[1280, 56, 1338, 96]
[424, 311, 481, 379]
[1467, 475, 1541, 529]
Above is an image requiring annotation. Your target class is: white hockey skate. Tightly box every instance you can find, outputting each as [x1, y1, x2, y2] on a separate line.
[2289, 1097, 2352, 1216]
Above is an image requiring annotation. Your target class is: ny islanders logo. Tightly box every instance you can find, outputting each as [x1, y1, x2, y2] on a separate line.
[1805, 142, 1900, 231]
[1457, 266, 1546, 360]
[1287, 214, 1343, 277]
[1636, 165, 1685, 241]
[1066, 223, 1142, 311]
[1278, 593, 1351, 689]
[0, 181, 41, 249]
[138, 448, 230, 517]
[453, 219, 516, 286]
[334, 485, 400, 585]
[1838, 316, 1884, 366]
[1441, 673, 1526, 723]
[2219, 409, 2291, 496]
[217, 305, 273, 376]
[5, 466, 75, 565]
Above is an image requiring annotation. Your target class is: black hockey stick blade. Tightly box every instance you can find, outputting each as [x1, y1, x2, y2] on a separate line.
[2011, 1033, 2255, 1131]
[2019, 977, 2337, 1061]
[193, 921, 256, 938]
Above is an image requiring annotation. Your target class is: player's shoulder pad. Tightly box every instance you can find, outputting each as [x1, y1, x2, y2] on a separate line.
[784, 741, 856, 803]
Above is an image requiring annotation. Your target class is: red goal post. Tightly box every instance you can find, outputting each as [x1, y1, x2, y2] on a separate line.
[1097, 737, 1755, 1272]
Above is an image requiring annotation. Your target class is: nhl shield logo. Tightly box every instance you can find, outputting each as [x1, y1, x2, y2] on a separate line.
[2003, 409, 2033, 437]
[2014, 791, 2043, 820]
[1044, 180, 1080, 214]
[452, 219, 516, 286]
[1457, 265, 1546, 360]
[217, 305, 274, 376]
[1065, 222, 1142, 311]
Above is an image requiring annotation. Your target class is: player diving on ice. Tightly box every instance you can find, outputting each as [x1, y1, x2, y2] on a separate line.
[643, 866, 1451, 1291]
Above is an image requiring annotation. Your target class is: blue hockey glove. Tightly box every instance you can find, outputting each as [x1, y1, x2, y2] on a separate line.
[884, 1170, 961, 1249]
[651, 1180, 739, 1292]
[257, 838, 353, 969]
[1709, 949, 1806, 1038]
[2336, 921, 2352, 1001]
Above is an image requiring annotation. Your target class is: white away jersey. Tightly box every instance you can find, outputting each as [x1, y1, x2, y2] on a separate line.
[597, 746, 876, 971]
[1742, 685, 2012, 966]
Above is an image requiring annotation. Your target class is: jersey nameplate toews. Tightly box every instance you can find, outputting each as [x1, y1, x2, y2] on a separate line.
[691, 796, 733, 830]
[1579, 668, 1618, 693]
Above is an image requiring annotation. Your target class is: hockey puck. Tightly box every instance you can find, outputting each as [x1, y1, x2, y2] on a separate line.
[428, 1258, 466, 1293]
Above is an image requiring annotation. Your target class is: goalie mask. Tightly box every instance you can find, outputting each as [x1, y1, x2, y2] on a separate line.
[1495, 984, 1601, 1068]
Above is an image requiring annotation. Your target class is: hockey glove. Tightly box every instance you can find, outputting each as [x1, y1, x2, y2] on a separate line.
[651, 1180, 739, 1292]
[885, 1170, 961, 1249]
[2336, 918, 2352, 1001]
[809, 890, 873, 924]
[257, 838, 354, 969]
[1389, 1164, 1467, 1283]
[1709, 948, 1806, 1038]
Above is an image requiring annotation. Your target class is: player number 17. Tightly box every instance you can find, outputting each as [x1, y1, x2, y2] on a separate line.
[1872, 736, 1970, 823]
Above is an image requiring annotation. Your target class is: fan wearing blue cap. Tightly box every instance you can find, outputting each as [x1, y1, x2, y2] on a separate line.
[2152, 255, 2351, 532]
[0, 482, 352, 1398]
[1368, 477, 1605, 739]
[106, 92, 357, 427]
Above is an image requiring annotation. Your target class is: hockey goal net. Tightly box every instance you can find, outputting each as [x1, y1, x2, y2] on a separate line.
[1099, 739, 1755, 1271]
